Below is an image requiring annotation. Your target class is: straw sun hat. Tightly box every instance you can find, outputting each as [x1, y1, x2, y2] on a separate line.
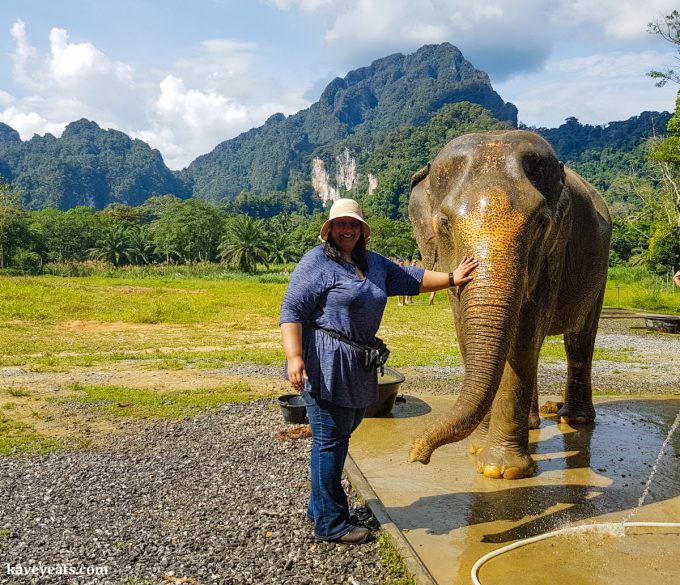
[319, 198, 371, 242]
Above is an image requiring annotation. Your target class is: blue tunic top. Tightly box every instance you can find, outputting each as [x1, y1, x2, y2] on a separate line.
[280, 245, 424, 408]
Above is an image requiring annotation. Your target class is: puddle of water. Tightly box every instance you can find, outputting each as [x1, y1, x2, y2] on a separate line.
[624, 410, 680, 523]
[476, 407, 680, 585]
[350, 396, 680, 585]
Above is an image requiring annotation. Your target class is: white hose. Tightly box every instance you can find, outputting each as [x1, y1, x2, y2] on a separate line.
[470, 521, 680, 585]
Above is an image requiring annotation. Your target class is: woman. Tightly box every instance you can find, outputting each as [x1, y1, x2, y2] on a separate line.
[280, 198, 477, 545]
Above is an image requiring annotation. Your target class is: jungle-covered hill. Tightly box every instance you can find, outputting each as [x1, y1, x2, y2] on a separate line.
[181, 43, 517, 203]
[0, 119, 190, 210]
[0, 42, 671, 216]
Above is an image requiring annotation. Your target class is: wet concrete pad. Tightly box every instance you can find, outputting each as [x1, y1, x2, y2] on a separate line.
[348, 395, 680, 584]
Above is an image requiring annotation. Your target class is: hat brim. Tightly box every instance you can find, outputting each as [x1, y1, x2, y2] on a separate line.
[319, 213, 371, 243]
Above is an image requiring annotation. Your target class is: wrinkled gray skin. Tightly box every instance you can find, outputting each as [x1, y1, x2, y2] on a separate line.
[408, 129, 611, 479]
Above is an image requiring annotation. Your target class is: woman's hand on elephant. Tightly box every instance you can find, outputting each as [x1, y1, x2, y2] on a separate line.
[287, 356, 308, 393]
[420, 259, 479, 292]
[452, 255, 479, 286]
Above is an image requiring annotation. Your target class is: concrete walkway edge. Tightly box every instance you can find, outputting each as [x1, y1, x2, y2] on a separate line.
[344, 454, 438, 585]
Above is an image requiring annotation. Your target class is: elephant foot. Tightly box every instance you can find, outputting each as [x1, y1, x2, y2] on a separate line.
[468, 420, 489, 454]
[558, 401, 595, 425]
[476, 448, 535, 480]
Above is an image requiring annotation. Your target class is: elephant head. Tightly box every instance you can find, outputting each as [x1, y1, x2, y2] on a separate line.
[408, 129, 577, 465]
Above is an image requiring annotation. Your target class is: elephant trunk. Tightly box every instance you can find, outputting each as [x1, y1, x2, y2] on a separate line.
[408, 256, 524, 464]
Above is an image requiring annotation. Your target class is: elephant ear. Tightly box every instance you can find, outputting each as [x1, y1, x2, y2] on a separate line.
[409, 163, 439, 270]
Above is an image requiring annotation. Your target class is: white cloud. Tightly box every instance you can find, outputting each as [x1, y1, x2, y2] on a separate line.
[173, 38, 261, 98]
[11, 20, 133, 92]
[496, 50, 679, 128]
[3, 19, 141, 141]
[555, 0, 678, 39]
[10, 20, 38, 86]
[267, 0, 334, 10]
[0, 106, 64, 139]
[138, 73, 310, 169]
[136, 36, 311, 169]
[48, 28, 133, 83]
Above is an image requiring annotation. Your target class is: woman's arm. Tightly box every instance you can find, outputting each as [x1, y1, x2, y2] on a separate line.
[280, 322, 307, 391]
[674, 271, 680, 288]
[419, 256, 478, 292]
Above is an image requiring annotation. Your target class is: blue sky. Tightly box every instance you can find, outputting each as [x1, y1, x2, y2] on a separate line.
[0, 0, 678, 169]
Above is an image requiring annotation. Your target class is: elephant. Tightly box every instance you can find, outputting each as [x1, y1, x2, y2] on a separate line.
[407, 129, 611, 479]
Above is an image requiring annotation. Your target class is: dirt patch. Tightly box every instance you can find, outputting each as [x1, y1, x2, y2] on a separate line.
[0, 363, 288, 395]
[60, 320, 181, 333]
[0, 360, 289, 449]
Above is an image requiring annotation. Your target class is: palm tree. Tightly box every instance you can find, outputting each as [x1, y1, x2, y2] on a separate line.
[87, 225, 134, 266]
[127, 225, 156, 265]
[218, 215, 271, 273]
[267, 229, 298, 265]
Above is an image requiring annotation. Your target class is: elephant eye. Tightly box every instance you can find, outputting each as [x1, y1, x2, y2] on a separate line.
[434, 213, 451, 235]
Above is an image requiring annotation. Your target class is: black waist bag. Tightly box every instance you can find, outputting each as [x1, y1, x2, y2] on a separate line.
[313, 325, 390, 375]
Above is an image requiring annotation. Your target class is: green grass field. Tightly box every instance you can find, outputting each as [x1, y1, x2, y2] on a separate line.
[0, 268, 676, 455]
[2, 271, 664, 369]
[606, 266, 680, 313]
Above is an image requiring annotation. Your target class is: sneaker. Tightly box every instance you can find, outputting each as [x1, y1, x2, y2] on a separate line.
[335, 526, 371, 544]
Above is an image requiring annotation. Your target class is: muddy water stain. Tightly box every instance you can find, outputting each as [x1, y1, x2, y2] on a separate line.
[349, 395, 680, 584]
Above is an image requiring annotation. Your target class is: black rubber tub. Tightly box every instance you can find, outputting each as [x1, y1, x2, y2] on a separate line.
[278, 394, 308, 424]
[365, 366, 406, 418]
[278, 366, 406, 422]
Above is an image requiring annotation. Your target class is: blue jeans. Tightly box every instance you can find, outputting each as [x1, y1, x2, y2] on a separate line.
[302, 392, 365, 540]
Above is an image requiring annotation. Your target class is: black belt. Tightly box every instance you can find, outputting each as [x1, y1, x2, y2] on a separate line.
[311, 324, 390, 374]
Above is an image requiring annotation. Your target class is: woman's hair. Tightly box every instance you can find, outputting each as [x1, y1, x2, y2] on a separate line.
[324, 233, 368, 272]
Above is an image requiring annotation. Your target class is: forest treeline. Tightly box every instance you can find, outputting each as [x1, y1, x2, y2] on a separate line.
[1, 31, 680, 275]
[0, 189, 421, 273]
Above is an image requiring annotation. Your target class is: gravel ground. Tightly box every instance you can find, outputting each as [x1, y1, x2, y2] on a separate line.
[0, 402, 391, 585]
[0, 317, 678, 585]
[402, 318, 680, 395]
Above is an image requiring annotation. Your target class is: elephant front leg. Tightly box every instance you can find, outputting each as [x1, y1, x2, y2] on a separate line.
[477, 360, 537, 479]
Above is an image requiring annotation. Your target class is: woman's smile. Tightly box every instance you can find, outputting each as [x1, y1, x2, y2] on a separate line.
[331, 220, 361, 253]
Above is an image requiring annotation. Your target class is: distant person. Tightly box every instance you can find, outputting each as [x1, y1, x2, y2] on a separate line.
[396, 259, 407, 306]
[404, 259, 418, 304]
[674, 270, 680, 288]
[279, 198, 478, 545]
[425, 259, 438, 305]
